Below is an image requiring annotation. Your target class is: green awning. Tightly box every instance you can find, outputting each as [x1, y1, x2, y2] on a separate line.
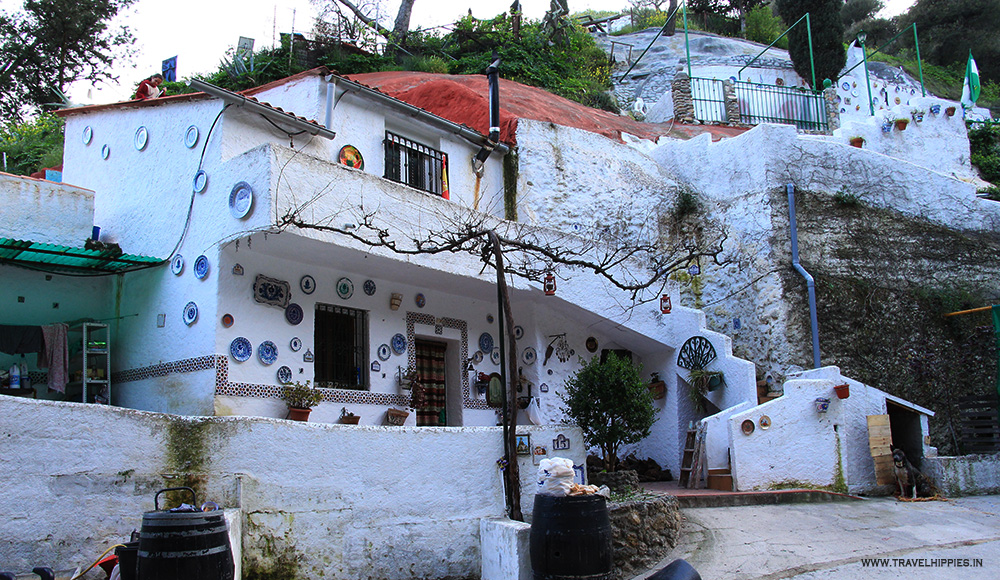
[0, 238, 164, 274]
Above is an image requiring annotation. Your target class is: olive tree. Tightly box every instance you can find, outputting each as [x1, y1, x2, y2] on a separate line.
[561, 352, 656, 472]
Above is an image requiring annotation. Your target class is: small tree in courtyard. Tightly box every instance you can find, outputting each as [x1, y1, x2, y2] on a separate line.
[561, 353, 657, 472]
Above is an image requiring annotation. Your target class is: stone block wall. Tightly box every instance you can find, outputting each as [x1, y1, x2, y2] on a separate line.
[609, 495, 682, 579]
[671, 71, 695, 123]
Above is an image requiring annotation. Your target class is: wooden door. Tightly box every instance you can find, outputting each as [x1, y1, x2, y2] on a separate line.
[867, 414, 895, 485]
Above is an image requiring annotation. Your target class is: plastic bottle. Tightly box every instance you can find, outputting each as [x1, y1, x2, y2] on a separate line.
[9, 363, 20, 388]
[20, 357, 30, 390]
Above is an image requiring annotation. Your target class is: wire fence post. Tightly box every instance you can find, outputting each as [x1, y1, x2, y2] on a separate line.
[914, 23, 926, 97]
[683, 1, 692, 79]
[806, 12, 816, 89]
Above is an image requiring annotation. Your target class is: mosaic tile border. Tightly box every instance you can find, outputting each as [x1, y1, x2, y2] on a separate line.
[406, 311, 489, 410]
[113, 355, 217, 384]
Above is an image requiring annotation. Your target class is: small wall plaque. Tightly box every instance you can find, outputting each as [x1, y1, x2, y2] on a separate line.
[303, 349, 314, 363]
[371, 361, 381, 372]
[553, 434, 570, 451]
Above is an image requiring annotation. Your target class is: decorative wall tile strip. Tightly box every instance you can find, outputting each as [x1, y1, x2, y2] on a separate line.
[113, 355, 217, 384]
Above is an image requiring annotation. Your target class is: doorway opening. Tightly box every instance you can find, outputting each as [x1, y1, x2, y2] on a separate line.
[887, 400, 923, 468]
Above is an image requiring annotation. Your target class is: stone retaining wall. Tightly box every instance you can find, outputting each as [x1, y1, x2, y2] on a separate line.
[609, 495, 682, 579]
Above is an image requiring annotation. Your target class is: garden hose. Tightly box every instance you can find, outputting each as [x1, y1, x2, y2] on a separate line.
[69, 543, 125, 580]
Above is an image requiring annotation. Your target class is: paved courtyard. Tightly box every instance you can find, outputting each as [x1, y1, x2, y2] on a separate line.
[637, 495, 1000, 580]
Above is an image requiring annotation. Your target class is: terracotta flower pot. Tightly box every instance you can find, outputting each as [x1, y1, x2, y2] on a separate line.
[849, 137, 864, 148]
[340, 415, 361, 424]
[287, 407, 311, 422]
[895, 119, 909, 131]
[945, 106, 956, 117]
[834, 384, 850, 399]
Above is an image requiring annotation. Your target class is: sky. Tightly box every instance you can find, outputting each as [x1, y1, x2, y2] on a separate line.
[1, 0, 916, 104]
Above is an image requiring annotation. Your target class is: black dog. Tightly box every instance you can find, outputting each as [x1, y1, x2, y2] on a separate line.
[892, 448, 935, 499]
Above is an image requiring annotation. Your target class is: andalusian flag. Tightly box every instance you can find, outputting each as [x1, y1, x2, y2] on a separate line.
[961, 52, 981, 111]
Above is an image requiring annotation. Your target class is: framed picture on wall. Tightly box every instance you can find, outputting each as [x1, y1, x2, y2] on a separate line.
[515, 434, 531, 456]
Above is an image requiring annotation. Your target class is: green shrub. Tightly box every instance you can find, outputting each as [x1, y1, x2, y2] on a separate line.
[968, 122, 1000, 184]
[745, 5, 789, 49]
[0, 113, 64, 176]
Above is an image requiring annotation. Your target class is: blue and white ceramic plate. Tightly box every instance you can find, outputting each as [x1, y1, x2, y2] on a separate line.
[285, 303, 303, 325]
[185, 125, 199, 148]
[337, 277, 354, 299]
[300, 275, 316, 295]
[276, 365, 292, 385]
[290, 337, 302, 352]
[841, 81, 850, 91]
[194, 255, 209, 279]
[522, 347, 537, 365]
[82, 126, 93, 145]
[415, 293, 426, 308]
[258, 340, 278, 365]
[473, 350, 484, 364]
[230, 337, 252, 362]
[391, 333, 406, 355]
[479, 332, 494, 354]
[229, 181, 254, 219]
[183, 301, 198, 325]
[363, 279, 376, 296]
[134, 126, 149, 151]
[193, 170, 208, 193]
[101, 144, 110, 160]
[513, 326, 524, 340]
[377, 343, 391, 361]
[491, 347, 501, 365]
[170, 254, 184, 275]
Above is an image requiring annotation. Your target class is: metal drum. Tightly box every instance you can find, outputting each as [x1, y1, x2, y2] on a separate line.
[137, 487, 234, 580]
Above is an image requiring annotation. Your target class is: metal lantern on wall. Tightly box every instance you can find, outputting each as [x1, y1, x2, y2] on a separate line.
[544, 273, 556, 296]
[660, 294, 672, 314]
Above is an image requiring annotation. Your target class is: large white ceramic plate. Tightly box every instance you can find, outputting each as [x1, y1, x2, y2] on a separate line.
[229, 181, 254, 219]
[134, 126, 149, 151]
[185, 125, 199, 148]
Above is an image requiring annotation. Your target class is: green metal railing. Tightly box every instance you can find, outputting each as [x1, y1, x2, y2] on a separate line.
[735, 81, 828, 131]
[837, 23, 926, 98]
[691, 77, 727, 123]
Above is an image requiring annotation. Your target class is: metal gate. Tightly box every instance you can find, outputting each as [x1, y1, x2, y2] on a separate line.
[735, 81, 828, 132]
[690, 77, 727, 123]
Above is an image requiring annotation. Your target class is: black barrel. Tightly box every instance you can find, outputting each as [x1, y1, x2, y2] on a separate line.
[137, 488, 234, 580]
[530, 494, 614, 580]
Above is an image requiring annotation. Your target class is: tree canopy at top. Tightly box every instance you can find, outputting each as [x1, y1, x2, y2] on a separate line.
[0, 0, 136, 119]
[776, 0, 846, 88]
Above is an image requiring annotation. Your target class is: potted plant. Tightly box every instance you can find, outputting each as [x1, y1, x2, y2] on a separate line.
[911, 108, 925, 122]
[894, 117, 910, 131]
[385, 408, 409, 425]
[398, 366, 418, 390]
[648, 371, 666, 400]
[688, 368, 725, 393]
[945, 106, 957, 117]
[834, 383, 850, 399]
[849, 135, 865, 148]
[281, 381, 323, 422]
[340, 407, 361, 424]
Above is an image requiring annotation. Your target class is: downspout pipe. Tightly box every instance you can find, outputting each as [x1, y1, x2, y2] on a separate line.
[473, 55, 502, 177]
[787, 183, 821, 369]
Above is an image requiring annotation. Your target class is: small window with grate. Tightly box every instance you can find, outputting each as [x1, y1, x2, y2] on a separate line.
[384, 131, 449, 197]
[314, 303, 368, 390]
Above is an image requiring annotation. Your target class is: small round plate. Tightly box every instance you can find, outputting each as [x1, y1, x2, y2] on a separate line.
[759, 415, 772, 430]
[472, 350, 484, 364]
[194, 255, 209, 279]
[479, 332, 494, 354]
[290, 337, 302, 352]
[229, 181, 254, 219]
[377, 344, 391, 361]
[285, 303, 304, 325]
[586, 337, 598, 353]
[513, 326, 524, 340]
[83, 126, 93, 145]
[230, 337, 252, 362]
[338, 145, 364, 169]
[258, 340, 278, 365]
[134, 126, 149, 151]
[415, 293, 426, 308]
[841, 81, 850, 92]
[170, 254, 184, 275]
[185, 125, 199, 148]
[277, 365, 292, 384]
[183, 301, 198, 326]
[221, 313, 234, 328]
[391, 333, 406, 355]
[337, 277, 354, 299]
[300, 275, 316, 295]
[363, 279, 376, 296]
[741, 419, 755, 436]
[522, 347, 537, 365]
[193, 170, 208, 193]
[490, 347, 501, 365]
[101, 144, 110, 160]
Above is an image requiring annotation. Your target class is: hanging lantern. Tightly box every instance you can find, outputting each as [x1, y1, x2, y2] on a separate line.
[544, 273, 556, 296]
[660, 294, 672, 314]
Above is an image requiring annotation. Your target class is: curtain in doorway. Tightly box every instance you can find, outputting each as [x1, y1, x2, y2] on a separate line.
[415, 341, 447, 426]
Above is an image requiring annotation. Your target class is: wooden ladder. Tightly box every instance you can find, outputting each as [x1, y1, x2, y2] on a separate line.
[679, 424, 706, 488]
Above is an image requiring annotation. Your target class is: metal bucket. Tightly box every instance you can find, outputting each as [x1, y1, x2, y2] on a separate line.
[137, 487, 234, 580]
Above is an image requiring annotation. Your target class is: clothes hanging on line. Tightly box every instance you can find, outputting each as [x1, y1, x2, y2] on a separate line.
[0, 325, 44, 355]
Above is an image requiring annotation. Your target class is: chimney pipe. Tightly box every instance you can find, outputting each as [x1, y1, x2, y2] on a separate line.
[473, 53, 501, 176]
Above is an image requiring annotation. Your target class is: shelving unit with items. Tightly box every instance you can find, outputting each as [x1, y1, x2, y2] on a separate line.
[67, 322, 111, 404]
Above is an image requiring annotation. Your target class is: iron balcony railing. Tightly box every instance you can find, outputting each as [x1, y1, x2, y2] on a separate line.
[735, 81, 828, 132]
[384, 131, 449, 197]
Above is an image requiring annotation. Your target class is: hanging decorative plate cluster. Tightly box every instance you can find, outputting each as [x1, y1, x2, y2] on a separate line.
[377, 344, 391, 361]
[290, 337, 302, 352]
[300, 275, 316, 295]
[193, 170, 208, 193]
[337, 277, 354, 299]
[230, 337, 252, 361]
[134, 126, 149, 151]
[185, 125, 199, 148]
[338, 145, 364, 170]
[391, 333, 407, 355]
[258, 340, 278, 365]
[285, 303, 304, 325]
[170, 255, 184, 275]
[363, 279, 376, 296]
[229, 181, 254, 219]
[479, 332, 494, 354]
[194, 255, 209, 279]
[522, 347, 536, 365]
[276, 365, 293, 384]
[182, 301, 198, 325]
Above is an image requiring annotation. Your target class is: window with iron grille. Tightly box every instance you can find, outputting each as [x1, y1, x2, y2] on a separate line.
[314, 303, 368, 390]
[384, 131, 449, 197]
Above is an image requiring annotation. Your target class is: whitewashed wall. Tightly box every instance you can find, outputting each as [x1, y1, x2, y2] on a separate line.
[0, 173, 95, 246]
[0, 396, 584, 579]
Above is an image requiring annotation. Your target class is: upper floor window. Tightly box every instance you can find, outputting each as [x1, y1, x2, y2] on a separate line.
[384, 131, 449, 198]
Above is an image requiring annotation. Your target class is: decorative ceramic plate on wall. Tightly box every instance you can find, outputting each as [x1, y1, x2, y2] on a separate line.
[338, 145, 364, 170]
[221, 313, 234, 328]
[522, 347, 536, 365]
[290, 337, 302, 352]
[170, 255, 184, 275]
[300, 275, 316, 295]
[472, 350, 484, 364]
[193, 170, 208, 193]
[391, 333, 407, 355]
[258, 340, 278, 365]
[741, 419, 755, 435]
[277, 365, 292, 384]
[490, 347, 501, 365]
[513, 326, 524, 340]
[134, 126, 149, 151]
[193, 255, 209, 279]
[337, 277, 354, 299]
[230, 337, 252, 361]
[83, 126, 93, 145]
[101, 144, 110, 160]
[285, 303, 304, 325]
[363, 280, 376, 296]
[229, 181, 254, 219]
[185, 125, 199, 148]
[415, 293, 426, 308]
[759, 415, 771, 429]
[377, 343, 391, 361]
[479, 332, 494, 354]
[183, 301, 198, 325]
[586, 337, 598, 353]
